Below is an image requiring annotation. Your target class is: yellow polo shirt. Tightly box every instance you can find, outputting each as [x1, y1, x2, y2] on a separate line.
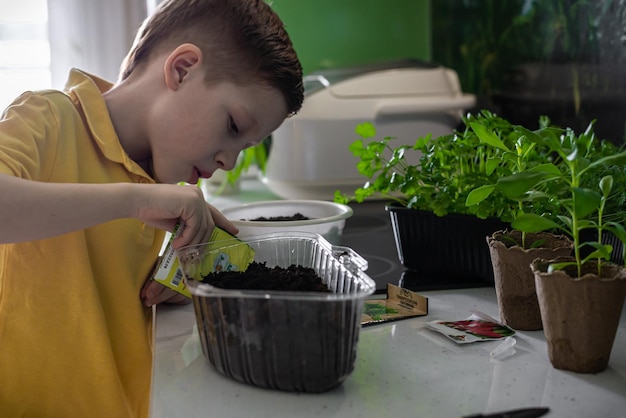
[0, 69, 165, 418]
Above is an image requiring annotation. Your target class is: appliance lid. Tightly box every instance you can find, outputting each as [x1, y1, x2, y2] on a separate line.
[304, 59, 438, 96]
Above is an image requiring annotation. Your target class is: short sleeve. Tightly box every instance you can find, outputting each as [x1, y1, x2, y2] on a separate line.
[0, 91, 60, 181]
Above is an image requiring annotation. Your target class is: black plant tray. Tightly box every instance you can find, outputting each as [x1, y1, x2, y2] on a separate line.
[386, 204, 509, 285]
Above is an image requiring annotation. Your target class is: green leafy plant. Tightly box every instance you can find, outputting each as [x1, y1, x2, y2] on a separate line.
[464, 115, 562, 248]
[469, 119, 626, 276]
[200, 142, 269, 195]
[335, 110, 548, 221]
[225, 143, 268, 185]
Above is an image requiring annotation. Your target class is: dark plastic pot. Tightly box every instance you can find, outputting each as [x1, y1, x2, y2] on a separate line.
[386, 203, 508, 284]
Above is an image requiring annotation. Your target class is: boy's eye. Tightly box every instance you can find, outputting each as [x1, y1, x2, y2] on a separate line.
[229, 116, 239, 135]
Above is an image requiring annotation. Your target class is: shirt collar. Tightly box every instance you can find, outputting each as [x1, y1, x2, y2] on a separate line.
[64, 68, 154, 182]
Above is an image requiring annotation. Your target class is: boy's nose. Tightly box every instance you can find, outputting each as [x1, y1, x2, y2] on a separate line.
[216, 152, 237, 171]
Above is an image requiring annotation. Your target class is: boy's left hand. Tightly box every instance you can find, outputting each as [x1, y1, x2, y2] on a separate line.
[141, 279, 191, 306]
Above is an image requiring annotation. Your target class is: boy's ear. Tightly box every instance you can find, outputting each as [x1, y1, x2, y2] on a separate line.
[163, 43, 203, 90]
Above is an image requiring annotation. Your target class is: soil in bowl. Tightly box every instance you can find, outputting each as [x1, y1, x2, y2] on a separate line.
[246, 213, 311, 222]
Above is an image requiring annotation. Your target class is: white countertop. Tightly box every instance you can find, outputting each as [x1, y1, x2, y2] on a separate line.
[150, 179, 626, 418]
[151, 288, 626, 418]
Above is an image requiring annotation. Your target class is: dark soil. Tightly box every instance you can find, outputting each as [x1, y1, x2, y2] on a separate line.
[200, 261, 330, 292]
[247, 213, 311, 221]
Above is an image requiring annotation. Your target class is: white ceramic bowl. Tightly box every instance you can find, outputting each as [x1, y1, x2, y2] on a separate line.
[221, 200, 353, 245]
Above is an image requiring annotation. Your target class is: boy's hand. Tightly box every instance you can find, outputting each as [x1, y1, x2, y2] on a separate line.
[135, 184, 238, 249]
[134, 183, 239, 306]
[141, 279, 191, 306]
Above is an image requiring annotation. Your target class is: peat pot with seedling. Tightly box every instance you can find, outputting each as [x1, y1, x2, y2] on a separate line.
[464, 114, 579, 331]
[499, 121, 626, 373]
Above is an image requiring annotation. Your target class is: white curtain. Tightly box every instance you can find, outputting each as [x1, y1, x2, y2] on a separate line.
[47, 0, 148, 88]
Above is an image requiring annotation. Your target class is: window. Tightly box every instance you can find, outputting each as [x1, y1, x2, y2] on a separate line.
[1, 0, 148, 112]
[0, 0, 51, 110]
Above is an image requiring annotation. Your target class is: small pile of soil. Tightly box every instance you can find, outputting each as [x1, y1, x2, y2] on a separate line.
[201, 261, 330, 292]
[247, 213, 311, 222]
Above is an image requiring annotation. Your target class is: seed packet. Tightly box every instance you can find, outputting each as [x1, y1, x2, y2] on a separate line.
[151, 223, 254, 298]
[361, 284, 428, 326]
[426, 312, 515, 344]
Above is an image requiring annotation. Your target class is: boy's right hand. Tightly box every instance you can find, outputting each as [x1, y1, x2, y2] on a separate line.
[134, 183, 238, 248]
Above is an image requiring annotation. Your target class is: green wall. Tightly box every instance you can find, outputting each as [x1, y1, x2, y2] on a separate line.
[270, 0, 431, 75]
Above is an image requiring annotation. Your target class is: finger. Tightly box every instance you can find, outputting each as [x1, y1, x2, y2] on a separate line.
[142, 281, 168, 306]
[173, 215, 212, 248]
[163, 293, 193, 305]
[150, 286, 186, 306]
[208, 204, 238, 235]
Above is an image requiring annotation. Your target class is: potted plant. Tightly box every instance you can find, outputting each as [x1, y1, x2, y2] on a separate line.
[334, 111, 536, 285]
[494, 121, 626, 373]
[464, 115, 576, 330]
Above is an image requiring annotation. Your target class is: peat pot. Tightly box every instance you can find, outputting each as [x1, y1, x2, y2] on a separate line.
[531, 257, 626, 373]
[487, 230, 573, 331]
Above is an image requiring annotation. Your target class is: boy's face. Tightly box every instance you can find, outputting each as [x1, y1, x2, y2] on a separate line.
[147, 75, 288, 184]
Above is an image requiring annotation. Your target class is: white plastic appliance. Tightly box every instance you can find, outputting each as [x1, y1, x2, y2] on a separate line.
[263, 60, 476, 200]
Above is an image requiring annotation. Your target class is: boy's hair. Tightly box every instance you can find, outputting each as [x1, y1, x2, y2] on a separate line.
[120, 0, 304, 115]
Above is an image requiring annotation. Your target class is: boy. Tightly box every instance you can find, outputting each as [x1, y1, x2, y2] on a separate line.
[0, 0, 303, 417]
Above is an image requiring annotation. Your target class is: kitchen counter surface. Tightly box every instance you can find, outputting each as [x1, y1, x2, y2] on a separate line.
[150, 179, 626, 418]
[151, 288, 626, 418]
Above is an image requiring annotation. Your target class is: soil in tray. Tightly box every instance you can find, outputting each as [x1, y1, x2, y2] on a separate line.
[200, 261, 330, 292]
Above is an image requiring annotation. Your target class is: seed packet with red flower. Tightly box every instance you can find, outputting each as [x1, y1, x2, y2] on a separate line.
[427, 311, 515, 344]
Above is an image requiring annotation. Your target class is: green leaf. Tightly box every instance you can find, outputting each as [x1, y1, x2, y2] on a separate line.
[599, 175, 613, 198]
[470, 122, 510, 151]
[586, 151, 626, 172]
[581, 243, 612, 263]
[333, 190, 350, 204]
[547, 261, 577, 273]
[414, 135, 430, 148]
[530, 239, 547, 249]
[605, 222, 626, 243]
[566, 147, 578, 162]
[253, 144, 267, 173]
[512, 213, 560, 233]
[496, 171, 547, 199]
[466, 185, 495, 206]
[485, 158, 501, 175]
[348, 139, 365, 156]
[529, 163, 561, 176]
[355, 122, 377, 139]
[572, 187, 601, 219]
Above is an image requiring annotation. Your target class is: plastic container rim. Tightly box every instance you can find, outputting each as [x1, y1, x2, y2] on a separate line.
[176, 231, 375, 301]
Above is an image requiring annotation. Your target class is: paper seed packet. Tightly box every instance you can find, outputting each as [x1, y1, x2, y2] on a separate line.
[427, 312, 515, 344]
[151, 223, 254, 298]
[361, 284, 429, 326]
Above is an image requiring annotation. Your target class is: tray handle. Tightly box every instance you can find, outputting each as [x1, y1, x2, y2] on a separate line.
[331, 245, 369, 274]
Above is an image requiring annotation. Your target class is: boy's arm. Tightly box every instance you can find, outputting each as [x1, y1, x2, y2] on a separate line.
[0, 173, 237, 247]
